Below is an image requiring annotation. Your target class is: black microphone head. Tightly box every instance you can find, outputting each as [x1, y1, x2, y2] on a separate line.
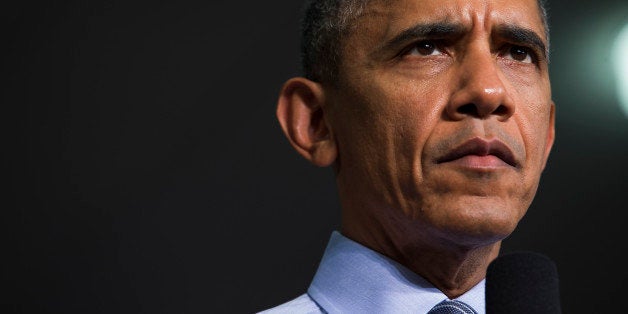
[486, 251, 561, 314]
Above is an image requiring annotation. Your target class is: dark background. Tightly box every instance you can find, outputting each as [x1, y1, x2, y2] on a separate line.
[3, 0, 627, 313]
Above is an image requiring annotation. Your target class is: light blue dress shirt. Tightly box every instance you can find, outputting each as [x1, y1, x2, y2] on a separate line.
[260, 231, 485, 314]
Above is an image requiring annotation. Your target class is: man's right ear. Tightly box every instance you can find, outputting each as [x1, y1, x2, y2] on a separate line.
[276, 78, 337, 167]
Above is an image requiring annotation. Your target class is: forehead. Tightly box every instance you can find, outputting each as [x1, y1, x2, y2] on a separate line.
[354, 0, 546, 43]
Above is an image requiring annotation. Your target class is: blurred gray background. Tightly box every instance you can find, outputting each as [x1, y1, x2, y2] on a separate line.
[3, 0, 627, 312]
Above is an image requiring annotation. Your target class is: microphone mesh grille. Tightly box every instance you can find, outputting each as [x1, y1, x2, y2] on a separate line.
[486, 251, 561, 314]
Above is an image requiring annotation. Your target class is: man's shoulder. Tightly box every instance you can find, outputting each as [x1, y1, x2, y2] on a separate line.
[257, 293, 324, 314]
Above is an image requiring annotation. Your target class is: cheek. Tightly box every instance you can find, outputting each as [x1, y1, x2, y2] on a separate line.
[378, 82, 444, 169]
[337, 77, 440, 150]
[332, 79, 443, 211]
[502, 66, 552, 166]
[514, 98, 552, 167]
[378, 85, 448, 214]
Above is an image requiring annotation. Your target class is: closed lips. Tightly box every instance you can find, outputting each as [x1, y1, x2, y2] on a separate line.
[436, 137, 518, 168]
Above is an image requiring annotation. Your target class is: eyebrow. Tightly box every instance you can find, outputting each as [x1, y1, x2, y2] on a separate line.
[378, 22, 467, 53]
[494, 25, 548, 60]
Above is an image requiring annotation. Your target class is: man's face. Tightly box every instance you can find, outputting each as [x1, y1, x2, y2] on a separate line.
[326, 0, 554, 246]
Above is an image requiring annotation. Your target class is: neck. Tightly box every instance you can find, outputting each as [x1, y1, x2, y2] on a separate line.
[397, 240, 500, 298]
[342, 217, 501, 299]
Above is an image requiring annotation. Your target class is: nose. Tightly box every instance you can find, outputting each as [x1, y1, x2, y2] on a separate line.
[445, 46, 515, 121]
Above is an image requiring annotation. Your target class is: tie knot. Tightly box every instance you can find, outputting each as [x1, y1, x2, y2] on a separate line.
[427, 299, 478, 314]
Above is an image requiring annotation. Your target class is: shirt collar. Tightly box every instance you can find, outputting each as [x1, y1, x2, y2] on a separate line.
[307, 231, 485, 314]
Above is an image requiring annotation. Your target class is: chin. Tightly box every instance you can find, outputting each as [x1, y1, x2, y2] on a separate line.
[421, 195, 527, 248]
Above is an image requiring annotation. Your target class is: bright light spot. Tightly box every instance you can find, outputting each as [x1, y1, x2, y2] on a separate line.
[612, 24, 628, 118]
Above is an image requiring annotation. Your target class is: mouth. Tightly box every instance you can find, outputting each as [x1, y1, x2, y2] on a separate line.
[436, 137, 518, 169]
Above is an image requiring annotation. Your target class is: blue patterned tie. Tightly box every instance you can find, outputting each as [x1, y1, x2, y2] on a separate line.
[426, 299, 478, 314]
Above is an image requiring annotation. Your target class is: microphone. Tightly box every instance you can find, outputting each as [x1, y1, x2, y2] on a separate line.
[486, 252, 561, 314]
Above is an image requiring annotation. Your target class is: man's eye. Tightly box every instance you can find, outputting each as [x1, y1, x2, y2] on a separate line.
[504, 45, 534, 63]
[408, 41, 444, 56]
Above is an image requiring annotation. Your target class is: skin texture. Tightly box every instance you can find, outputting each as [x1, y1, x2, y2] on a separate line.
[277, 0, 555, 298]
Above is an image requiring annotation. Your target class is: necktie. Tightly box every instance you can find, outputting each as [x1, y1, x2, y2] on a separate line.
[426, 299, 478, 314]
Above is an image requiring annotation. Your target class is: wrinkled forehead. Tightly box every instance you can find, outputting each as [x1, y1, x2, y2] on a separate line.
[352, 0, 546, 44]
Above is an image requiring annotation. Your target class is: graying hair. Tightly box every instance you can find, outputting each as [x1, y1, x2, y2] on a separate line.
[300, 0, 549, 84]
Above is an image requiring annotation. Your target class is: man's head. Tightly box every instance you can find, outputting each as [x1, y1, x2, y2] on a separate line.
[277, 0, 555, 255]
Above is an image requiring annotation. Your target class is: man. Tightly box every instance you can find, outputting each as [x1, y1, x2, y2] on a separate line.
[264, 0, 554, 312]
